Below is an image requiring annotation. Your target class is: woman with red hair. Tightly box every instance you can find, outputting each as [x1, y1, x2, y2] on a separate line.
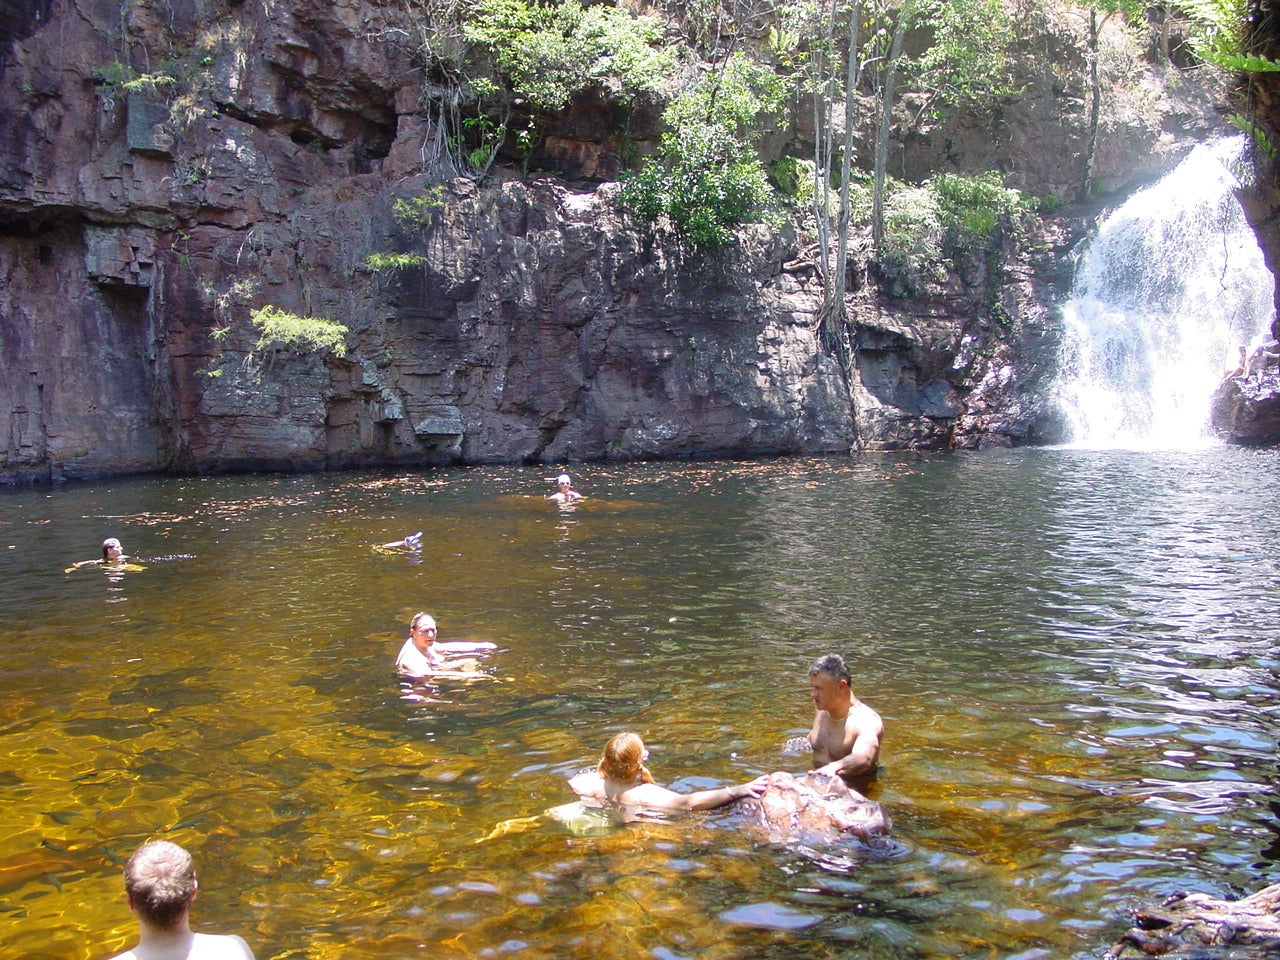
[569, 732, 766, 812]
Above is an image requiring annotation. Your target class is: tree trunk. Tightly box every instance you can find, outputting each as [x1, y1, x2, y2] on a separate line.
[1082, 7, 1101, 198]
[821, 0, 861, 356]
[871, 1, 908, 247]
[811, 0, 836, 289]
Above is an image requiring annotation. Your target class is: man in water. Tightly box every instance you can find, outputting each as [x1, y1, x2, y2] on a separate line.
[104, 839, 254, 960]
[807, 653, 883, 785]
[375, 532, 422, 554]
[547, 473, 583, 504]
[102, 537, 126, 563]
[396, 613, 447, 675]
[394, 612, 494, 677]
[64, 537, 133, 573]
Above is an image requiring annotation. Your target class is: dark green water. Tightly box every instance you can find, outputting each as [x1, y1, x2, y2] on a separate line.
[2, 450, 1279, 960]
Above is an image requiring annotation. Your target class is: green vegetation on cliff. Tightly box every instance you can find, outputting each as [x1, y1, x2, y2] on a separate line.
[374, 0, 1231, 345]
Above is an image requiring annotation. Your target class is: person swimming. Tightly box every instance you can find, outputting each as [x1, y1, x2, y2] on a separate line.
[546, 473, 583, 505]
[394, 612, 497, 678]
[375, 532, 423, 554]
[64, 537, 144, 573]
[568, 732, 766, 814]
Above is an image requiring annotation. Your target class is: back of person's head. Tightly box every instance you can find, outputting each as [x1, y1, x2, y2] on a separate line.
[124, 840, 197, 929]
[809, 653, 851, 685]
[598, 732, 655, 784]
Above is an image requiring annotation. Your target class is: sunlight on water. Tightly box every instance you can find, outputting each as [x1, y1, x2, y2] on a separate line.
[1, 452, 1279, 960]
[1055, 138, 1275, 450]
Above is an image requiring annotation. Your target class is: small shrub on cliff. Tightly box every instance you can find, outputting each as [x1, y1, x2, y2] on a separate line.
[365, 252, 429, 271]
[249, 306, 349, 358]
[392, 190, 446, 225]
[878, 185, 945, 283]
[931, 172, 1026, 246]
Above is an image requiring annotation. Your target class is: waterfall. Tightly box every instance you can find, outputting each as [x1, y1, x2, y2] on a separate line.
[1053, 138, 1275, 449]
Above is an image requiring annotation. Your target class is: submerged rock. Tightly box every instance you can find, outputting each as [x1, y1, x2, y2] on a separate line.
[1107, 884, 1280, 958]
[739, 771, 890, 843]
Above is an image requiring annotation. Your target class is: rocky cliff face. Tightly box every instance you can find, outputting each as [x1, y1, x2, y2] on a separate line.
[0, 0, 1234, 482]
[1207, 7, 1280, 446]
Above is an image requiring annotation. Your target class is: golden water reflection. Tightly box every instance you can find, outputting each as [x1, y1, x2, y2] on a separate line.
[2, 453, 1280, 959]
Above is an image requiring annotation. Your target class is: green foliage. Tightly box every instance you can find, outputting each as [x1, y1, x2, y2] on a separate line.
[663, 52, 786, 137]
[912, 0, 1022, 114]
[94, 61, 178, 95]
[622, 149, 775, 248]
[460, 114, 506, 168]
[879, 184, 944, 275]
[1229, 115, 1279, 162]
[873, 173, 1025, 293]
[365, 253, 429, 271]
[1173, 0, 1280, 71]
[392, 190, 446, 224]
[769, 157, 816, 204]
[462, 0, 673, 110]
[249, 306, 349, 357]
[930, 172, 1025, 244]
[618, 53, 783, 248]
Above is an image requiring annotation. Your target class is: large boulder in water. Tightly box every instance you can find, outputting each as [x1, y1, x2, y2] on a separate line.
[739, 772, 890, 843]
[1210, 375, 1280, 446]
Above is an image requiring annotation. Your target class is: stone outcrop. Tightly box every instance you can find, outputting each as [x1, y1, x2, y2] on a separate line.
[1210, 373, 1280, 444]
[1108, 884, 1280, 959]
[739, 771, 891, 844]
[0, 0, 1237, 482]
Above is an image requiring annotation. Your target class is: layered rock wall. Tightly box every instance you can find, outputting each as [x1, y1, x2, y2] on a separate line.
[0, 0, 1237, 481]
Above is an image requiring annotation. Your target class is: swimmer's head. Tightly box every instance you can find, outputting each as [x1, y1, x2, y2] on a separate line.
[102, 538, 123, 561]
[557, 474, 571, 487]
[598, 732, 654, 784]
[405, 532, 423, 549]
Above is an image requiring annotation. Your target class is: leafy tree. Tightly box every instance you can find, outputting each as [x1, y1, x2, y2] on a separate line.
[911, 0, 1021, 120]
[619, 52, 784, 247]
[774, 0, 1018, 354]
[395, 0, 672, 178]
[462, 0, 672, 111]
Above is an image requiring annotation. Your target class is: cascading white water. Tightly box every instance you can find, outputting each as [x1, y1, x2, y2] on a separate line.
[1054, 137, 1275, 449]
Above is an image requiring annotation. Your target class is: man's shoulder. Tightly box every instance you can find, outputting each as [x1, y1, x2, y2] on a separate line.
[853, 700, 884, 732]
[395, 640, 427, 670]
[191, 932, 255, 959]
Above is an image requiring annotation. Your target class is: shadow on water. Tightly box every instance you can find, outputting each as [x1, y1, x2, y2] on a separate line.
[1, 452, 1280, 959]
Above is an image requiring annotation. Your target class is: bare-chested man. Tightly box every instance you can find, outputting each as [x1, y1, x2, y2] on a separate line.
[807, 653, 883, 784]
[103, 840, 254, 960]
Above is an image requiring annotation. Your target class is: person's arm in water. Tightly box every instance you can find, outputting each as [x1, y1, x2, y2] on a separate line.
[815, 708, 883, 780]
[620, 776, 768, 812]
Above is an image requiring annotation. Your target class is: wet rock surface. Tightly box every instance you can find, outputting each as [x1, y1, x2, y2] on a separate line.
[1107, 884, 1280, 959]
[739, 771, 891, 844]
[1210, 375, 1280, 446]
